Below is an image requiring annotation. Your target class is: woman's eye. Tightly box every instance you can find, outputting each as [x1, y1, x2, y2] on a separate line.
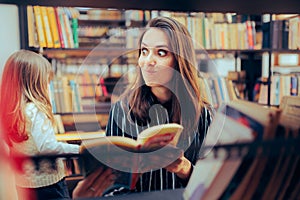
[141, 48, 148, 55]
[158, 49, 167, 57]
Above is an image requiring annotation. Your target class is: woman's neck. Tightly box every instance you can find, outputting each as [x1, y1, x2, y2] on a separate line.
[151, 86, 172, 104]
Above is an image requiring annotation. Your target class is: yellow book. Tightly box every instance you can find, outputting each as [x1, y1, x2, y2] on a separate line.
[33, 5, 46, 47]
[91, 74, 103, 97]
[53, 114, 65, 134]
[40, 6, 54, 48]
[27, 5, 39, 47]
[46, 6, 61, 48]
[61, 76, 72, 113]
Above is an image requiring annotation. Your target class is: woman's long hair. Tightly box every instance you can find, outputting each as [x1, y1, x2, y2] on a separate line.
[0, 50, 54, 145]
[121, 17, 208, 131]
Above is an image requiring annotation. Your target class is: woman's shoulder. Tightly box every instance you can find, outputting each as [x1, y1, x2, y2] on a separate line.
[200, 103, 215, 123]
[111, 99, 129, 110]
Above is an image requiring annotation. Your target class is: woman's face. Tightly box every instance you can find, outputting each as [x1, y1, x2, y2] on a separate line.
[138, 28, 176, 88]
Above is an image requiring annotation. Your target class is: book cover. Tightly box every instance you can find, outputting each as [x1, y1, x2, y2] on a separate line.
[79, 123, 184, 190]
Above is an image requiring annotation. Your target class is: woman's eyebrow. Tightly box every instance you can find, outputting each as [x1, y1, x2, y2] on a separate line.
[141, 42, 170, 49]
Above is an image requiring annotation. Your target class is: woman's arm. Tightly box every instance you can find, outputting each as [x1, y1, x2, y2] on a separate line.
[165, 106, 213, 181]
[165, 154, 193, 180]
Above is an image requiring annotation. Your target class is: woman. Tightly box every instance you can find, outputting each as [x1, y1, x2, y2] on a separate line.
[105, 16, 213, 193]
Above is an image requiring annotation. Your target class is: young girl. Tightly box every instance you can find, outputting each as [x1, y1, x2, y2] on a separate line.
[0, 50, 80, 200]
[105, 16, 214, 193]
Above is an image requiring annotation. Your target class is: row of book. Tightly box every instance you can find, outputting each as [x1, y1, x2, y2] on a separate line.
[48, 73, 116, 114]
[184, 96, 300, 200]
[48, 76, 83, 114]
[262, 16, 300, 50]
[255, 74, 300, 106]
[201, 73, 240, 109]
[27, 5, 300, 51]
[27, 6, 79, 48]
[171, 13, 257, 50]
[51, 66, 240, 115]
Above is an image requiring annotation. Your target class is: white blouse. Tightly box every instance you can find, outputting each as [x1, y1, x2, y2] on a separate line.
[12, 103, 79, 188]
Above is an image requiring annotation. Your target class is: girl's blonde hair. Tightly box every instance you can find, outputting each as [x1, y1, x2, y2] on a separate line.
[0, 50, 54, 145]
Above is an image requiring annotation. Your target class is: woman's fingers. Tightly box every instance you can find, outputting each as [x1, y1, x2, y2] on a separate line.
[92, 169, 116, 197]
[143, 133, 174, 149]
[83, 167, 105, 188]
[72, 167, 116, 198]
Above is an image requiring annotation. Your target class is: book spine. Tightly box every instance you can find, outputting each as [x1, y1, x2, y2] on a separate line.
[71, 18, 79, 48]
[49, 80, 57, 113]
[33, 5, 47, 47]
[290, 75, 298, 96]
[62, 8, 75, 48]
[54, 7, 65, 48]
[246, 20, 254, 49]
[47, 6, 61, 48]
[27, 5, 38, 47]
[40, 6, 54, 48]
[57, 7, 69, 48]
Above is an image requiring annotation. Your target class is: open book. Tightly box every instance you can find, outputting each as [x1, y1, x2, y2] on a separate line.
[79, 123, 184, 190]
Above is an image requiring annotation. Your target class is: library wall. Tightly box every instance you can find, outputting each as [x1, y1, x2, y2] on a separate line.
[0, 4, 20, 73]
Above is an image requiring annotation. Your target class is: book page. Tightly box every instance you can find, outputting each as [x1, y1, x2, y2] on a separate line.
[137, 123, 183, 147]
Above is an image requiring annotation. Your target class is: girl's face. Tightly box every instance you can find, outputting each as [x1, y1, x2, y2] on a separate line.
[138, 28, 176, 88]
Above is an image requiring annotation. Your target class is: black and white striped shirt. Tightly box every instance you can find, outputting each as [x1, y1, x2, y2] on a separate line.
[106, 95, 212, 192]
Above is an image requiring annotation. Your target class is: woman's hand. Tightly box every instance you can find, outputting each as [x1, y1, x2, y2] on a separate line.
[164, 153, 192, 180]
[142, 133, 174, 150]
[72, 167, 116, 199]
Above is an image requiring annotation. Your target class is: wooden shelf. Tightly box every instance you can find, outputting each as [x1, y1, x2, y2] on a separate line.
[78, 19, 126, 27]
[42, 47, 138, 60]
[55, 131, 105, 142]
[1, 0, 300, 14]
[43, 48, 300, 60]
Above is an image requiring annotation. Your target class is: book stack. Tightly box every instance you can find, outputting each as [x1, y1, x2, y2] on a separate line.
[183, 98, 300, 200]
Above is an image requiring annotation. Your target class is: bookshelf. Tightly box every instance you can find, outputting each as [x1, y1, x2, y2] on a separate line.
[3, 1, 298, 105]
[0, 0, 298, 124]
[0, 1, 299, 199]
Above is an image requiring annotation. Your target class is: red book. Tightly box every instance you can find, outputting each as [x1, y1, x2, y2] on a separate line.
[100, 77, 108, 96]
[54, 7, 65, 48]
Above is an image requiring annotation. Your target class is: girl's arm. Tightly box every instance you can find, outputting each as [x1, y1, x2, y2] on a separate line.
[29, 105, 79, 154]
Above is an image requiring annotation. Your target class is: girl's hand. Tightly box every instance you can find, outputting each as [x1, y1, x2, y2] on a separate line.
[72, 167, 116, 198]
[164, 153, 192, 180]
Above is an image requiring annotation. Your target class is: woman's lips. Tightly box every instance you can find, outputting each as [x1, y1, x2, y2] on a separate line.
[144, 69, 156, 74]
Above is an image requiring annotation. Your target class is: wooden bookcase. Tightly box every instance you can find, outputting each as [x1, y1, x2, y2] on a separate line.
[0, 1, 299, 199]
[1, 0, 299, 127]
[0, 0, 298, 106]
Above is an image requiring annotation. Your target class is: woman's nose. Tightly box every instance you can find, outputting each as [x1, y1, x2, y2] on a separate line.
[145, 53, 156, 66]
